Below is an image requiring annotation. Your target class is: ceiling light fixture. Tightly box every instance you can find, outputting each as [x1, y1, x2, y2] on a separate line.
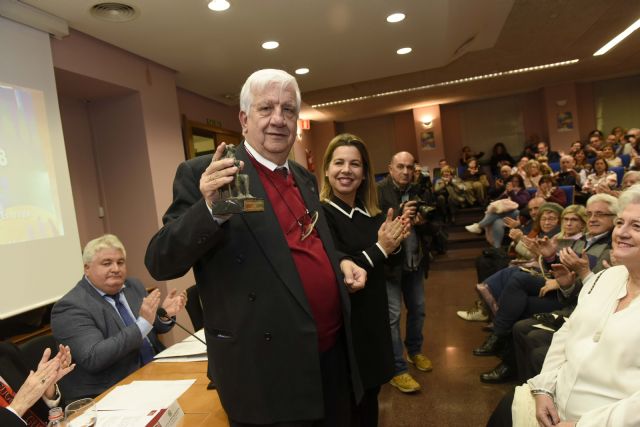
[295, 68, 310, 75]
[386, 13, 405, 23]
[311, 59, 579, 108]
[397, 47, 412, 55]
[208, 0, 230, 11]
[593, 17, 640, 56]
[262, 41, 279, 50]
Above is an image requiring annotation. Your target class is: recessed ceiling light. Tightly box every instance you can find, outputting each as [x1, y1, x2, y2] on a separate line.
[262, 41, 279, 50]
[387, 13, 405, 23]
[295, 68, 310, 75]
[593, 17, 640, 56]
[397, 47, 412, 55]
[208, 0, 230, 12]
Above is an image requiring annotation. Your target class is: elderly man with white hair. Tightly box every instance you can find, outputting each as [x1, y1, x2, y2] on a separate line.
[146, 69, 366, 426]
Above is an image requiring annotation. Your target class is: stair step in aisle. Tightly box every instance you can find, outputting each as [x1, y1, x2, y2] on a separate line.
[430, 206, 487, 270]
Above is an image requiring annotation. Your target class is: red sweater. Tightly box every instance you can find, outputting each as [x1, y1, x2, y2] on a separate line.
[252, 160, 342, 352]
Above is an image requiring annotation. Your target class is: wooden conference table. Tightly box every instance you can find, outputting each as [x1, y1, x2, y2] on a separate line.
[97, 360, 229, 427]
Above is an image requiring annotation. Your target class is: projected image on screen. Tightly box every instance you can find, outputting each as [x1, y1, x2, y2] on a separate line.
[0, 82, 64, 244]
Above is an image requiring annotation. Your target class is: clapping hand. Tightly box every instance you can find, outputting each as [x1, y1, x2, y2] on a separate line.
[520, 236, 543, 256]
[539, 279, 560, 297]
[161, 289, 187, 317]
[535, 236, 558, 258]
[558, 248, 591, 279]
[508, 228, 524, 242]
[11, 345, 75, 418]
[140, 289, 161, 324]
[377, 208, 410, 254]
[550, 263, 576, 289]
[503, 216, 521, 229]
[39, 345, 75, 400]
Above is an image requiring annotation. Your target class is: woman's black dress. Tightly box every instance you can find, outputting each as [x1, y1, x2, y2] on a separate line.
[321, 197, 394, 391]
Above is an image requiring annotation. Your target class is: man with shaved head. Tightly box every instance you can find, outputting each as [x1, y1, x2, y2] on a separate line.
[377, 151, 432, 393]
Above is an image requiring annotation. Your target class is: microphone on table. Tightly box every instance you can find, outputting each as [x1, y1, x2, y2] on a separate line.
[156, 307, 207, 346]
[157, 307, 216, 390]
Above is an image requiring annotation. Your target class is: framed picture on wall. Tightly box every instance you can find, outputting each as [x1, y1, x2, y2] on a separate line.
[420, 131, 436, 150]
[181, 115, 243, 159]
[557, 112, 574, 131]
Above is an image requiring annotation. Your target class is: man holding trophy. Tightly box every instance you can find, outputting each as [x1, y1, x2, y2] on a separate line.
[145, 69, 366, 426]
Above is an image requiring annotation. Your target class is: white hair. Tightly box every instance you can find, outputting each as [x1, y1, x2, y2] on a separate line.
[586, 193, 619, 215]
[618, 184, 640, 212]
[239, 69, 301, 115]
[82, 234, 126, 264]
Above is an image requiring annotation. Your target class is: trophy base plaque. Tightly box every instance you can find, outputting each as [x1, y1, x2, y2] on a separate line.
[211, 197, 264, 215]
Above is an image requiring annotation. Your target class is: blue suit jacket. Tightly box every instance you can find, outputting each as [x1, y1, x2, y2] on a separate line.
[51, 277, 173, 401]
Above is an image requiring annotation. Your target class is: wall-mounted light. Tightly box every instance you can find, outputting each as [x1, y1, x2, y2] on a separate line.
[555, 99, 567, 107]
[421, 115, 433, 128]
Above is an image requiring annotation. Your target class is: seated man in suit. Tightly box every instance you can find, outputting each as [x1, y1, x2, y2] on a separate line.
[0, 342, 74, 426]
[52, 234, 186, 401]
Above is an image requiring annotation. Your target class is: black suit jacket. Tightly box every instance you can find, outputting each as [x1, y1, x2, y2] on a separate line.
[145, 143, 362, 424]
[0, 342, 50, 426]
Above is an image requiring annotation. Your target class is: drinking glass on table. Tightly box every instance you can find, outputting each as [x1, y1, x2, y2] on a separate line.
[65, 398, 97, 427]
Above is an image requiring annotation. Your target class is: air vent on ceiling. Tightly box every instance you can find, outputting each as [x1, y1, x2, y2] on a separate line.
[90, 3, 139, 22]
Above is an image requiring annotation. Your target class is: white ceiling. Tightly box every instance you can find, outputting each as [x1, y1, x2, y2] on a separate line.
[19, 0, 640, 122]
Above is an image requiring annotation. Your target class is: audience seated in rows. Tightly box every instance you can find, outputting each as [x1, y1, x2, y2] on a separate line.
[522, 159, 543, 189]
[465, 174, 531, 248]
[534, 141, 560, 163]
[487, 186, 640, 427]
[601, 143, 623, 167]
[581, 157, 618, 195]
[461, 158, 490, 206]
[489, 143, 515, 176]
[459, 145, 484, 166]
[462, 194, 616, 386]
[434, 166, 475, 224]
[535, 175, 567, 207]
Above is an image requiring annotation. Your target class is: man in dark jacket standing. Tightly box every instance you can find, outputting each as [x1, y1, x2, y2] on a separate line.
[377, 151, 432, 393]
[146, 69, 365, 426]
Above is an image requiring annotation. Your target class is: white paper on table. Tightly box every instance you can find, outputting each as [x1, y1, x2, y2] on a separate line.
[96, 410, 158, 427]
[96, 379, 195, 411]
[154, 329, 206, 359]
[183, 329, 206, 343]
[154, 355, 208, 363]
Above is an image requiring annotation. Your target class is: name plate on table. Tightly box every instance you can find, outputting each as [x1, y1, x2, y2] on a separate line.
[94, 400, 184, 427]
[147, 400, 184, 427]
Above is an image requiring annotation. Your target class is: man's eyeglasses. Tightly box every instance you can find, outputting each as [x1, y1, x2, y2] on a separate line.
[288, 210, 319, 241]
[585, 211, 615, 218]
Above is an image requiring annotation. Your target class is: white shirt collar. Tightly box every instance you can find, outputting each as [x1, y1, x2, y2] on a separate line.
[84, 274, 125, 297]
[244, 140, 289, 173]
[327, 198, 371, 219]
